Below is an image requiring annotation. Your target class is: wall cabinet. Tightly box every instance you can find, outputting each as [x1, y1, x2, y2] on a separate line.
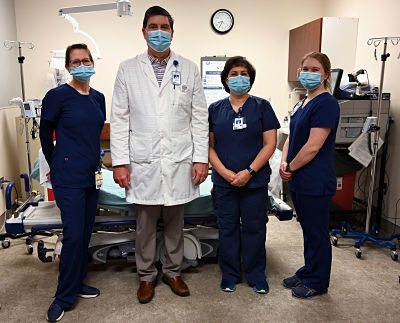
[288, 17, 359, 82]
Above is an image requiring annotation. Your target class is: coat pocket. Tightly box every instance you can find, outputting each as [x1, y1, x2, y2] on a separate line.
[169, 131, 193, 162]
[129, 132, 152, 162]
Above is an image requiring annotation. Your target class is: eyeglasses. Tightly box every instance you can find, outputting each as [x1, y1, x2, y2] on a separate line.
[69, 59, 92, 67]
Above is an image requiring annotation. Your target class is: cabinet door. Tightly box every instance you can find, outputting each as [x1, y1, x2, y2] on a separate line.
[288, 18, 322, 82]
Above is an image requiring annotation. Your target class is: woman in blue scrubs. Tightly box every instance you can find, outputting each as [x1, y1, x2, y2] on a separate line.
[209, 56, 280, 294]
[40, 43, 106, 322]
[280, 52, 339, 299]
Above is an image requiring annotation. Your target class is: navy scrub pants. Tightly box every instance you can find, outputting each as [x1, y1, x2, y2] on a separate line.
[52, 186, 99, 309]
[212, 185, 268, 286]
[290, 191, 332, 291]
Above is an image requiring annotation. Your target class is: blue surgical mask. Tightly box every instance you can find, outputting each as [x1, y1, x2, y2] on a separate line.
[148, 30, 171, 52]
[228, 76, 251, 95]
[299, 72, 322, 90]
[70, 65, 95, 82]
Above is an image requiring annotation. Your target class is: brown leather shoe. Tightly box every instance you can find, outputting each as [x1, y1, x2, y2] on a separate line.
[162, 275, 190, 296]
[137, 280, 156, 304]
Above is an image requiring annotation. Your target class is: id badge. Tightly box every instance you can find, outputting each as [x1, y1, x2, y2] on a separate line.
[95, 170, 103, 190]
[290, 100, 304, 116]
[233, 117, 247, 130]
[172, 71, 181, 86]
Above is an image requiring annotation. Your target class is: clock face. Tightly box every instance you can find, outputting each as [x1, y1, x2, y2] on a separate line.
[211, 9, 234, 34]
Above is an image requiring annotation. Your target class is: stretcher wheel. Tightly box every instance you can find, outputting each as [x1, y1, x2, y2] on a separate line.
[332, 236, 338, 246]
[2, 240, 10, 248]
[27, 244, 34, 254]
[355, 248, 362, 258]
[391, 250, 398, 261]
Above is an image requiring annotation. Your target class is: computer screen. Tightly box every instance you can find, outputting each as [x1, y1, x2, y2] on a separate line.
[330, 69, 343, 98]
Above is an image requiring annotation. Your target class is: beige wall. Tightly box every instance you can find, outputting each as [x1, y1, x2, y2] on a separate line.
[13, 0, 325, 121]
[0, 0, 20, 216]
[0, 0, 20, 106]
[2, 0, 399, 223]
[323, 0, 400, 224]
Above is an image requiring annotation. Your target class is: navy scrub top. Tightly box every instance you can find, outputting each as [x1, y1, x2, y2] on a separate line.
[287, 92, 340, 196]
[208, 95, 280, 188]
[40, 84, 106, 188]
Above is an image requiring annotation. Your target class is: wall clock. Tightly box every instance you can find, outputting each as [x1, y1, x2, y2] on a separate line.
[211, 9, 234, 34]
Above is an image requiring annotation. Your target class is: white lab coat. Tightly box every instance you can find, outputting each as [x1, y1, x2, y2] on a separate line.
[110, 51, 209, 206]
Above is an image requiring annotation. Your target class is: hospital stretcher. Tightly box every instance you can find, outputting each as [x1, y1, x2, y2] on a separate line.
[1, 168, 293, 268]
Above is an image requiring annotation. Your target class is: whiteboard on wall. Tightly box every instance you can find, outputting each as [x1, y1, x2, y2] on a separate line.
[201, 56, 229, 107]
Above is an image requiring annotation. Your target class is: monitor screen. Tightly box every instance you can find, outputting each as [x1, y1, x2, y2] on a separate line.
[330, 69, 343, 98]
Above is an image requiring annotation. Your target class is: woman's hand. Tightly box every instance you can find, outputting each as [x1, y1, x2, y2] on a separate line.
[279, 161, 292, 181]
[221, 169, 236, 183]
[230, 170, 251, 187]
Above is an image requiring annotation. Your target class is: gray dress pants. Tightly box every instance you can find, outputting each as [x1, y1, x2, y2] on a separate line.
[135, 204, 184, 281]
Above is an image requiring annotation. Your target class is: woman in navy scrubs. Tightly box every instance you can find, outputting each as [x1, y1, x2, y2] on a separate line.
[280, 52, 339, 299]
[209, 56, 280, 294]
[40, 43, 105, 322]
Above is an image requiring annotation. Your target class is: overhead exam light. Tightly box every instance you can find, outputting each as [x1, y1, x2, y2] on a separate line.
[56, 0, 133, 61]
[59, 0, 133, 17]
[61, 14, 102, 60]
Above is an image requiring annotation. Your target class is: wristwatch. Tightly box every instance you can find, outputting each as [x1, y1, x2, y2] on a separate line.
[247, 167, 256, 177]
[286, 163, 294, 173]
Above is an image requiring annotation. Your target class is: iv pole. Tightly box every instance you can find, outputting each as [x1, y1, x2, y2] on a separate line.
[365, 36, 399, 232]
[331, 36, 400, 260]
[4, 40, 35, 192]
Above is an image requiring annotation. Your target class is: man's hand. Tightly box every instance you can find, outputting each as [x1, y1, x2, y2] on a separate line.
[230, 169, 252, 187]
[193, 162, 209, 186]
[113, 165, 130, 189]
[279, 161, 293, 181]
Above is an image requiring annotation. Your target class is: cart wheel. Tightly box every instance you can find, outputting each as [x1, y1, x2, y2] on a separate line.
[26, 236, 32, 245]
[391, 250, 398, 261]
[27, 244, 34, 254]
[2, 240, 10, 249]
[332, 236, 338, 246]
[355, 248, 362, 258]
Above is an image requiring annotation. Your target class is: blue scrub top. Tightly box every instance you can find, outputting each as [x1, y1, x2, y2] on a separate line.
[208, 95, 280, 188]
[287, 92, 339, 196]
[41, 84, 106, 188]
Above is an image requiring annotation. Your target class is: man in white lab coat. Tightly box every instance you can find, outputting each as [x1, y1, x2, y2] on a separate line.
[110, 6, 209, 304]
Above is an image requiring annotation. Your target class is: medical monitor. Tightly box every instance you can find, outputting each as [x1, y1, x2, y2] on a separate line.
[21, 101, 36, 118]
[330, 69, 343, 99]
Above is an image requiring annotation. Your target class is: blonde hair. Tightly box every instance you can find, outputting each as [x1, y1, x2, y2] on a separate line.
[301, 52, 331, 91]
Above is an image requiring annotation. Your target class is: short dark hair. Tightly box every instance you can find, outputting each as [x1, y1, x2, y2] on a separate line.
[65, 43, 93, 67]
[142, 6, 174, 29]
[220, 56, 256, 93]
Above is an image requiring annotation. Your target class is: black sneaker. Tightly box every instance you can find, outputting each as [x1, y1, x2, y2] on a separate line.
[282, 275, 302, 289]
[47, 302, 64, 322]
[292, 284, 327, 299]
[78, 284, 100, 298]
